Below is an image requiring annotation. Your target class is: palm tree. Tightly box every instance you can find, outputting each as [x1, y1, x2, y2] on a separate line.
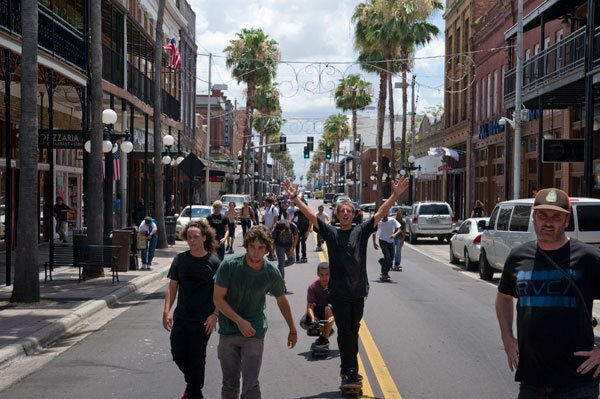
[253, 81, 281, 197]
[334, 74, 372, 201]
[11, 0, 39, 302]
[84, 0, 105, 278]
[153, 0, 167, 249]
[224, 28, 280, 193]
[324, 114, 351, 193]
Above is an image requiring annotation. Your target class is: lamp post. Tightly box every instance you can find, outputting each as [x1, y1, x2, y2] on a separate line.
[161, 133, 176, 216]
[84, 109, 133, 234]
[400, 155, 421, 205]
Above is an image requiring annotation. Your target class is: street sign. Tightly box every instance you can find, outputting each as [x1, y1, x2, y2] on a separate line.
[542, 139, 584, 163]
[38, 129, 84, 149]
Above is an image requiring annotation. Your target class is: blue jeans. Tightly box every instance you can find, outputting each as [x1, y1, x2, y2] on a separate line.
[141, 234, 157, 265]
[217, 243, 225, 261]
[518, 383, 599, 399]
[275, 245, 292, 280]
[218, 335, 264, 399]
[394, 238, 403, 266]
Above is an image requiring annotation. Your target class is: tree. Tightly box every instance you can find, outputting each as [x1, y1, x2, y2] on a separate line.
[224, 28, 280, 194]
[253, 81, 281, 197]
[11, 0, 39, 302]
[84, 0, 105, 278]
[323, 114, 351, 193]
[153, 0, 167, 249]
[334, 74, 372, 200]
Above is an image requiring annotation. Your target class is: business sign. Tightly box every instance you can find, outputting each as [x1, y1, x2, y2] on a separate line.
[542, 139, 584, 163]
[38, 130, 84, 149]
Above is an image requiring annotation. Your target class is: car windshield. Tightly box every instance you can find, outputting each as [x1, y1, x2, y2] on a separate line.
[191, 208, 212, 218]
[420, 204, 450, 215]
[221, 196, 245, 205]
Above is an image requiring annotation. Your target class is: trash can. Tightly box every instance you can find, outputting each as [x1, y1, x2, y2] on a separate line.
[165, 216, 177, 245]
[122, 227, 139, 271]
[112, 230, 133, 272]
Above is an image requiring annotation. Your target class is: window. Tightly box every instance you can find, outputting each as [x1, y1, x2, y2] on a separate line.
[509, 205, 531, 231]
[487, 74, 492, 118]
[475, 81, 479, 122]
[489, 206, 500, 228]
[525, 49, 531, 61]
[493, 70, 498, 115]
[528, 159, 537, 174]
[497, 206, 513, 231]
[419, 204, 451, 215]
[458, 221, 470, 234]
[481, 78, 486, 120]
[501, 65, 506, 99]
[534, 44, 540, 55]
[527, 138, 537, 153]
[497, 164, 504, 176]
[575, 205, 600, 231]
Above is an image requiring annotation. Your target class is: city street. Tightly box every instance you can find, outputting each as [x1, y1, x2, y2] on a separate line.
[0, 201, 523, 399]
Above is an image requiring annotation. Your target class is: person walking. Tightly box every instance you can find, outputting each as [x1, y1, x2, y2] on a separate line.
[213, 225, 297, 399]
[284, 177, 408, 387]
[372, 213, 401, 281]
[262, 197, 279, 261]
[53, 196, 71, 244]
[315, 205, 330, 251]
[162, 220, 221, 399]
[470, 200, 484, 218]
[206, 200, 231, 261]
[392, 207, 406, 271]
[138, 216, 158, 270]
[239, 201, 255, 238]
[496, 188, 600, 399]
[272, 218, 299, 289]
[249, 195, 260, 226]
[225, 201, 237, 254]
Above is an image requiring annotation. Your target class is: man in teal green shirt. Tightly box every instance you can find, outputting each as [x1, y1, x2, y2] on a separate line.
[214, 225, 297, 399]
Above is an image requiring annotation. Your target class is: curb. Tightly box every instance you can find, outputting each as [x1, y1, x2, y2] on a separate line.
[0, 267, 169, 368]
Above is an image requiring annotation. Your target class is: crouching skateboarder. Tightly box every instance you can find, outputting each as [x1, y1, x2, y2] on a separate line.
[300, 262, 335, 357]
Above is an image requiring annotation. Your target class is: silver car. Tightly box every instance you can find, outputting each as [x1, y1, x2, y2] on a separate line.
[449, 217, 489, 271]
[175, 205, 222, 236]
[407, 201, 455, 243]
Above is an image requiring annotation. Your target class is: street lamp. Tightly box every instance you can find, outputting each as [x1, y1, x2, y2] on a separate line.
[84, 108, 133, 233]
[161, 133, 176, 216]
[400, 155, 421, 205]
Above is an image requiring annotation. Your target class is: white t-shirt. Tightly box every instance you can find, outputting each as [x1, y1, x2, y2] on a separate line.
[376, 218, 400, 243]
[316, 212, 330, 223]
[287, 206, 297, 221]
[263, 205, 279, 228]
[138, 220, 157, 234]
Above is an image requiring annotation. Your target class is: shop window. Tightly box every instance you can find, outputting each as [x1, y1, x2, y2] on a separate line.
[497, 164, 504, 176]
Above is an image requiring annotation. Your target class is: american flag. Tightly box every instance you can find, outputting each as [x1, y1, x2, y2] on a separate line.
[162, 37, 181, 70]
[113, 150, 121, 181]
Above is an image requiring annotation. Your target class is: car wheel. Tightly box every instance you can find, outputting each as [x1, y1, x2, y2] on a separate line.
[464, 249, 474, 271]
[449, 244, 459, 264]
[437, 235, 446, 243]
[409, 229, 418, 244]
[478, 250, 494, 280]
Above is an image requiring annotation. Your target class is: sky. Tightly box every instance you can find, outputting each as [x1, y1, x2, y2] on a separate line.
[188, 0, 446, 180]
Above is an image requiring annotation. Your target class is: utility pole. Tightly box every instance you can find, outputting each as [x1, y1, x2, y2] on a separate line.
[205, 53, 212, 204]
[410, 74, 417, 202]
[513, 0, 523, 199]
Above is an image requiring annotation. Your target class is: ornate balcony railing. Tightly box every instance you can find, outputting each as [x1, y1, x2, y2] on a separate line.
[103, 45, 124, 88]
[128, 62, 180, 121]
[0, 1, 86, 72]
[504, 27, 586, 105]
[163, 90, 180, 121]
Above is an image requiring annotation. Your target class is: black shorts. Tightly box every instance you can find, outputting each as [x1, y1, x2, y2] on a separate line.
[300, 305, 328, 325]
[228, 222, 235, 236]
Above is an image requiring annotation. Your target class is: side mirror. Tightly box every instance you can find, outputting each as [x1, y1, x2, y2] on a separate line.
[174, 213, 180, 218]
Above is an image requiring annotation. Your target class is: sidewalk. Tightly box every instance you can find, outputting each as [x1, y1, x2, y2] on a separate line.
[0, 239, 188, 368]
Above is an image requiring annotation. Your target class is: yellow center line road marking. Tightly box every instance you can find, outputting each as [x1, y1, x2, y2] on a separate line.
[360, 321, 403, 398]
[314, 232, 402, 398]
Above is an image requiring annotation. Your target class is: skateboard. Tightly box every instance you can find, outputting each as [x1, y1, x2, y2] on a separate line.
[379, 274, 391, 282]
[340, 382, 362, 397]
[310, 342, 329, 358]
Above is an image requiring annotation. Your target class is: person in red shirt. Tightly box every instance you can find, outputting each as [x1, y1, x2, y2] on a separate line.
[300, 262, 334, 346]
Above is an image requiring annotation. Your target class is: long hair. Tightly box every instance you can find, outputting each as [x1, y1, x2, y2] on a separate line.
[181, 219, 218, 255]
[243, 225, 273, 253]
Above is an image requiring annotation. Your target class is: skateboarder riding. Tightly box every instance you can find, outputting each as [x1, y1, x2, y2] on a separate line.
[300, 262, 335, 351]
[284, 177, 408, 388]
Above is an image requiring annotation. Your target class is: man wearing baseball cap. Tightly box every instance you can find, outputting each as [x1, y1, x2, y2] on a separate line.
[496, 188, 600, 398]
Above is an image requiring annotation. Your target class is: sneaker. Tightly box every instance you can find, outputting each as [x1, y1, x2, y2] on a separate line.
[315, 335, 329, 345]
[301, 257, 307, 263]
[285, 257, 295, 266]
[147, 265, 153, 271]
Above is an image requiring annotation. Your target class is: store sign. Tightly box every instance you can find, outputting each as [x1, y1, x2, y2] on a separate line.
[38, 130, 83, 149]
[438, 164, 453, 171]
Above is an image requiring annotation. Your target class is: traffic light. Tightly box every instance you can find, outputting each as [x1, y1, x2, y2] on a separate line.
[303, 146, 310, 159]
[325, 146, 332, 159]
[307, 136, 314, 151]
[279, 136, 287, 151]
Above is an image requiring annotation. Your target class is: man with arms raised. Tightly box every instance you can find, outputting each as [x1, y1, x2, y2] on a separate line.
[214, 225, 297, 399]
[496, 188, 600, 399]
[284, 178, 408, 387]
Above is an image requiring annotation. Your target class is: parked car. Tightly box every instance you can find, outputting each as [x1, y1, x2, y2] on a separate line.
[331, 201, 363, 226]
[478, 197, 600, 280]
[220, 194, 251, 216]
[360, 202, 376, 214]
[323, 192, 336, 204]
[330, 195, 352, 209]
[175, 205, 224, 236]
[389, 205, 412, 218]
[449, 217, 490, 271]
[406, 201, 456, 244]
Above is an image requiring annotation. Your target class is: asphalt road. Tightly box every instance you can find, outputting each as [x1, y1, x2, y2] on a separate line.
[0, 201, 520, 399]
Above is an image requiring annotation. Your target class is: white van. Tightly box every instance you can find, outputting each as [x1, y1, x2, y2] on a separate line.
[478, 197, 600, 280]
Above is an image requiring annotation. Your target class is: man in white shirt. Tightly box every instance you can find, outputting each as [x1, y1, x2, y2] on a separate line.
[315, 205, 330, 251]
[372, 214, 401, 281]
[263, 197, 279, 229]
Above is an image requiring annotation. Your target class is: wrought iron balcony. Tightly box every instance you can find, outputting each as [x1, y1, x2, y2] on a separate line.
[0, 1, 86, 72]
[103, 45, 124, 88]
[127, 62, 180, 121]
[504, 27, 587, 108]
[163, 90, 180, 121]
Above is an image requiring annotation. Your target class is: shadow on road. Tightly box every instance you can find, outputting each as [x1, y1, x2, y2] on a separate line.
[296, 349, 340, 362]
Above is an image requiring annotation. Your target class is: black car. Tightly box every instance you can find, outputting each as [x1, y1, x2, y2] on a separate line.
[323, 192, 336, 204]
[331, 202, 363, 226]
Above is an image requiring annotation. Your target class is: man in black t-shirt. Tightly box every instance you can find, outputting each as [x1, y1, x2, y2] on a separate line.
[294, 198, 312, 263]
[496, 188, 600, 398]
[163, 220, 221, 399]
[53, 196, 71, 243]
[206, 200, 230, 261]
[284, 178, 408, 387]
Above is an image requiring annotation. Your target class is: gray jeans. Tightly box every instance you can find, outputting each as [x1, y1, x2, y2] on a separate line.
[218, 335, 265, 399]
